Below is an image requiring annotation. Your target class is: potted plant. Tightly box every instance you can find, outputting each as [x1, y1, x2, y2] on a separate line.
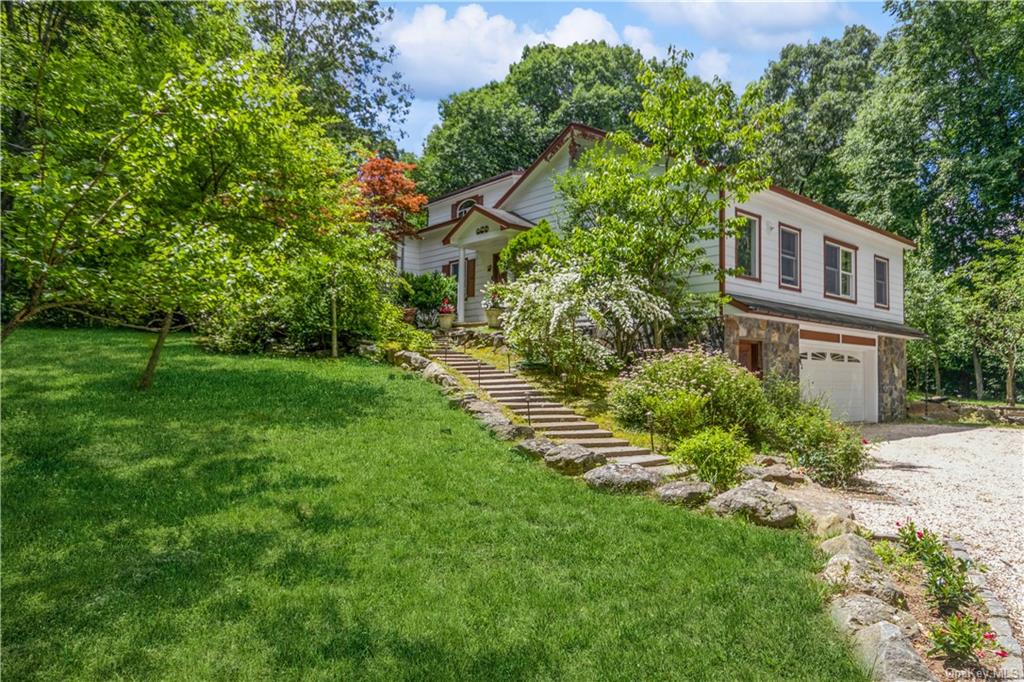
[438, 298, 456, 330]
[394, 277, 418, 324]
[482, 288, 503, 328]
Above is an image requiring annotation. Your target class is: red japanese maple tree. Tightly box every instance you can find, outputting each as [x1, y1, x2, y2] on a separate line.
[357, 155, 428, 241]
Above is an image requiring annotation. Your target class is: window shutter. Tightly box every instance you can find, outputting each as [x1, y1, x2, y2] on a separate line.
[442, 263, 450, 276]
[465, 259, 476, 298]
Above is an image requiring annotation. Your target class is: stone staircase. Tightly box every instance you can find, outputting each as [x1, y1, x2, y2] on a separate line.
[428, 348, 674, 471]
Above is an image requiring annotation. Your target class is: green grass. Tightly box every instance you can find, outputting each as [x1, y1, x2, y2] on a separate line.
[2, 329, 866, 681]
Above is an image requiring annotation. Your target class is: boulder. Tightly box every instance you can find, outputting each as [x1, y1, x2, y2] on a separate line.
[422, 362, 459, 388]
[706, 479, 798, 528]
[777, 483, 859, 537]
[584, 463, 662, 493]
[811, 512, 861, 538]
[820, 533, 880, 565]
[515, 438, 559, 460]
[477, 413, 533, 441]
[655, 480, 713, 507]
[851, 621, 936, 681]
[544, 444, 606, 475]
[464, 400, 502, 417]
[830, 594, 920, 638]
[395, 350, 430, 370]
[821, 554, 904, 607]
[741, 463, 807, 485]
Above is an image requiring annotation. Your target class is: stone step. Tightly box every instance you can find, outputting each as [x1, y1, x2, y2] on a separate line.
[514, 413, 581, 423]
[646, 464, 692, 478]
[486, 389, 548, 398]
[477, 381, 535, 389]
[496, 398, 563, 407]
[510, 407, 577, 416]
[533, 421, 600, 432]
[554, 437, 631, 448]
[609, 453, 673, 468]
[545, 429, 615, 440]
[586, 445, 655, 458]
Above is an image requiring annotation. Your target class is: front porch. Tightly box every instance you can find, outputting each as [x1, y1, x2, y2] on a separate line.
[441, 205, 533, 324]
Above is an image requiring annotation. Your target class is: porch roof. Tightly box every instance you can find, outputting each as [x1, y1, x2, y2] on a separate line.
[728, 294, 926, 339]
[442, 206, 534, 245]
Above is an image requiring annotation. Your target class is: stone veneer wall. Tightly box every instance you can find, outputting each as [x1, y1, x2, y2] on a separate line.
[724, 316, 800, 379]
[877, 336, 907, 422]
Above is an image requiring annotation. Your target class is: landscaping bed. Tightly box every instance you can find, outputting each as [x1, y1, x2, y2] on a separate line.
[2, 329, 866, 680]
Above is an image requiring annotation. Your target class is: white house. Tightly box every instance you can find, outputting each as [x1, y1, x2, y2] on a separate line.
[398, 123, 924, 422]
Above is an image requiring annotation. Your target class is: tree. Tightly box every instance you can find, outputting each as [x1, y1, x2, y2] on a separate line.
[415, 41, 655, 197]
[837, 1, 1024, 269]
[556, 49, 782, 348]
[357, 154, 427, 242]
[755, 25, 880, 210]
[244, 0, 411, 145]
[903, 221, 957, 394]
[955, 236, 1024, 405]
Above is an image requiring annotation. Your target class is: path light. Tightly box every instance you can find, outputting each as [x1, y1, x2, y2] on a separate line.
[506, 349, 511, 373]
[525, 395, 532, 425]
[646, 410, 655, 451]
[477, 360, 482, 384]
[560, 372, 568, 397]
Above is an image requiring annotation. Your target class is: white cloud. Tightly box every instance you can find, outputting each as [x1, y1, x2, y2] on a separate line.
[694, 48, 731, 81]
[546, 8, 620, 47]
[634, 1, 849, 49]
[623, 25, 661, 59]
[385, 4, 666, 102]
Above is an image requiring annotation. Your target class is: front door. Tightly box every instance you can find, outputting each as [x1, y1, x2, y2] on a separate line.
[491, 253, 504, 283]
[737, 341, 762, 376]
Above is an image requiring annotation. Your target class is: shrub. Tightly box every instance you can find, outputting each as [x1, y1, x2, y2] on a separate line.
[924, 555, 979, 615]
[498, 219, 561, 278]
[610, 347, 770, 439]
[671, 427, 753, 491]
[762, 401, 868, 486]
[928, 613, 1003, 663]
[398, 272, 456, 319]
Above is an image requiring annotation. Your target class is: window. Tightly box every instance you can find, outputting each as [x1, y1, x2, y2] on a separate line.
[824, 239, 856, 301]
[455, 199, 476, 218]
[779, 224, 801, 289]
[735, 210, 760, 280]
[874, 256, 890, 309]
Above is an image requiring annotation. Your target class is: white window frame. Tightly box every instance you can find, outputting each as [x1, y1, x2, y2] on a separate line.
[824, 239, 857, 302]
[735, 209, 761, 280]
[778, 224, 801, 290]
[874, 256, 890, 309]
[455, 199, 476, 218]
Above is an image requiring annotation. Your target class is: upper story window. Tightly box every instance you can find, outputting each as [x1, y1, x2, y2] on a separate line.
[455, 198, 477, 218]
[779, 224, 801, 290]
[874, 256, 890, 309]
[824, 238, 857, 301]
[735, 210, 760, 280]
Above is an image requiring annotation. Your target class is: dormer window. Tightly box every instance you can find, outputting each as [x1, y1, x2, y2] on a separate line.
[455, 199, 476, 218]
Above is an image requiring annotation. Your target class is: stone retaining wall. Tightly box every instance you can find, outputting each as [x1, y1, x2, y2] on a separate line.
[877, 336, 907, 422]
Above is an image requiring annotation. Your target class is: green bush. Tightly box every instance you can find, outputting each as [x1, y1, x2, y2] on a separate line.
[498, 219, 561, 278]
[670, 427, 753, 491]
[928, 613, 1002, 663]
[398, 272, 456, 314]
[761, 401, 868, 486]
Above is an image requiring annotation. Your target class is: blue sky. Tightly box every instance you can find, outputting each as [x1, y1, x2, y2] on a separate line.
[382, 1, 896, 153]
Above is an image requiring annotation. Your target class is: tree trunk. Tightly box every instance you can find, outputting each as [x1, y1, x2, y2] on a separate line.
[1007, 359, 1017, 407]
[1, 304, 34, 341]
[331, 290, 338, 358]
[932, 352, 942, 396]
[972, 347, 984, 400]
[138, 310, 173, 391]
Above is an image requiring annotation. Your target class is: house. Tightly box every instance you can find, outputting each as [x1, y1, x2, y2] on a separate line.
[398, 123, 924, 422]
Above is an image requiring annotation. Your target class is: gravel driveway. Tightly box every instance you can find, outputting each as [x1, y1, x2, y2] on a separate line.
[848, 423, 1024, 641]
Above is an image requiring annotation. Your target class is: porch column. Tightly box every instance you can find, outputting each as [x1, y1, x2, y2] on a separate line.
[456, 247, 466, 324]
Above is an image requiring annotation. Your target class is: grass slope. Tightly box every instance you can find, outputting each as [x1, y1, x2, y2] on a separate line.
[1, 329, 866, 681]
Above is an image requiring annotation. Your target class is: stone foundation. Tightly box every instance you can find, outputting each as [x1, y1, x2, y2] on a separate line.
[877, 336, 907, 422]
[724, 316, 800, 379]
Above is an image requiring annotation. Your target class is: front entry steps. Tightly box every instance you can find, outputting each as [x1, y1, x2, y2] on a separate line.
[427, 348, 673, 470]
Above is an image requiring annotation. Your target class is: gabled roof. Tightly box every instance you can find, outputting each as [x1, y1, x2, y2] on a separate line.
[441, 205, 534, 245]
[768, 186, 915, 248]
[427, 169, 524, 204]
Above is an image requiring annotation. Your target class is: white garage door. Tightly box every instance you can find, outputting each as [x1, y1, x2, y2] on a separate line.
[799, 347, 867, 422]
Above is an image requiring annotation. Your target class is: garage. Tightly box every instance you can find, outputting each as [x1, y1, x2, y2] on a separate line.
[799, 343, 876, 422]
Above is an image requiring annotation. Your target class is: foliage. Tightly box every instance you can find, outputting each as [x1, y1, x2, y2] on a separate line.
[243, 0, 410, 145]
[610, 348, 771, 441]
[904, 221, 959, 393]
[838, 1, 1023, 268]
[357, 154, 427, 241]
[954, 236, 1024, 405]
[762, 397, 869, 487]
[924, 554, 978, 616]
[415, 41, 655, 197]
[755, 25, 880, 210]
[497, 219, 561, 279]
[397, 272, 456, 314]
[927, 613, 1003, 664]
[558, 48, 782, 347]
[896, 519, 946, 562]
[671, 427, 754, 492]
[0, 328, 870, 681]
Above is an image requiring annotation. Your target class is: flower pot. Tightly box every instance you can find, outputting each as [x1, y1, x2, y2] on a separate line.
[485, 308, 503, 328]
[402, 307, 418, 324]
[438, 313, 455, 330]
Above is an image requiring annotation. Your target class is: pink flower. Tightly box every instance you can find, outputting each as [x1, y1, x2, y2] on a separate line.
[896, 521, 902, 528]
[984, 632, 997, 641]
[996, 650, 1009, 658]
[916, 531, 924, 539]
[861, 438, 870, 444]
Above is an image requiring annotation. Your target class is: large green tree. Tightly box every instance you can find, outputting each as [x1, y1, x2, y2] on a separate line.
[243, 0, 410, 145]
[755, 25, 880, 210]
[838, 1, 1024, 269]
[415, 41, 655, 197]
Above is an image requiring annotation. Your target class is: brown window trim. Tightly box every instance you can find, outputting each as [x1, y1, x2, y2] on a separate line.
[778, 222, 801, 291]
[451, 194, 483, 220]
[873, 255, 890, 310]
[823, 237, 858, 304]
[734, 208, 762, 282]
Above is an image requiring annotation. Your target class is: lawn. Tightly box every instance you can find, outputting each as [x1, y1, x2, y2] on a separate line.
[1, 328, 866, 681]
